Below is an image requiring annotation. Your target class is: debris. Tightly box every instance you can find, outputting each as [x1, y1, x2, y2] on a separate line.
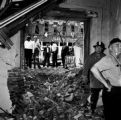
[7, 67, 104, 120]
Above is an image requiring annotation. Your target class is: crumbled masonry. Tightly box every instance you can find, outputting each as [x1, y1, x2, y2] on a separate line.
[7, 67, 104, 120]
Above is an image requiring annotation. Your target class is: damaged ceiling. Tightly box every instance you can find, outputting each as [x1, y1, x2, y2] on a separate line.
[0, 0, 66, 49]
[0, 0, 98, 49]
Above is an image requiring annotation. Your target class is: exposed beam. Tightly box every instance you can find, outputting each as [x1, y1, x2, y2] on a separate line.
[53, 7, 86, 14]
[40, 6, 89, 21]
[0, 0, 65, 49]
[6, 0, 63, 37]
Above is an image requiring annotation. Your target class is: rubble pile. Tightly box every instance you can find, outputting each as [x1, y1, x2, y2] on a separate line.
[7, 67, 104, 120]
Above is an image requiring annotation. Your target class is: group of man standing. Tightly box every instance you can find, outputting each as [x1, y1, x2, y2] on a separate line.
[43, 42, 70, 68]
[24, 35, 61, 69]
[43, 42, 58, 67]
[80, 38, 121, 120]
[24, 35, 41, 69]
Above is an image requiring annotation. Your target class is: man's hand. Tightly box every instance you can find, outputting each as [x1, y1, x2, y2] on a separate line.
[105, 84, 112, 92]
[105, 80, 112, 92]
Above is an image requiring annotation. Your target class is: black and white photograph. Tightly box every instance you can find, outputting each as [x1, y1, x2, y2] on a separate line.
[0, 0, 121, 120]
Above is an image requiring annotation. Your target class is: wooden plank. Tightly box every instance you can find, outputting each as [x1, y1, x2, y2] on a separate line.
[0, 29, 13, 46]
[0, 34, 11, 49]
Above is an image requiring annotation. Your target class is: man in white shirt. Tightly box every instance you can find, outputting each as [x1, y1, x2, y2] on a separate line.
[51, 42, 58, 67]
[24, 36, 33, 68]
[91, 38, 121, 120]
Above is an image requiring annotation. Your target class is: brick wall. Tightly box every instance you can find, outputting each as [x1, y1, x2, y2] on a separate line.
[7, 68, 25, 108]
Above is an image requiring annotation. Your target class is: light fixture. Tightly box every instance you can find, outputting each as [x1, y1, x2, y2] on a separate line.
[12, 0, 23, 1]
[0, 41, 5, 48]
[26, 23, 28, 26]
[86, 10, 98, 18]
[71, 32, 75, 38]
[53, 24, 57, 28]
[44, 32, 48, 37]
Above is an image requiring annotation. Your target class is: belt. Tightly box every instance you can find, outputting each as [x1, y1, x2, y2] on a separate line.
[106, 80, 121, 88]
[111, 86, 121, 88]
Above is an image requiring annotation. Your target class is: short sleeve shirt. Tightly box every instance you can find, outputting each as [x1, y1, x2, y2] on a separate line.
[51, 43, 57, 52]
[94, 55, 121, 86]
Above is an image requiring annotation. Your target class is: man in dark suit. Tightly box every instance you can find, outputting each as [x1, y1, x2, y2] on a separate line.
[61, 42, 69, 68]
[43, 43, 51, 67]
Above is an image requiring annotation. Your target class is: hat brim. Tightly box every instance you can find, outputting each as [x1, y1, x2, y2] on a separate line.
[93, 45, 106, 49]
[93, 45, 102, 47]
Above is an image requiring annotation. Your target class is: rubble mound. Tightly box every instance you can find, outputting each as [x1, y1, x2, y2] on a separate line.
[7, 67, 104, 120]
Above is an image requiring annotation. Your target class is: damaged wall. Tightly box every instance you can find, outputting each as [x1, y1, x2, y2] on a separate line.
[0, 31, 20, 113]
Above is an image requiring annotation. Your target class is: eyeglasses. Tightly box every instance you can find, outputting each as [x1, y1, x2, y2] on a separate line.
[112, 43, 121, 48]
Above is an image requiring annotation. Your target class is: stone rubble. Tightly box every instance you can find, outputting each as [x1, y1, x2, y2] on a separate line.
[6, 67, 104, 120]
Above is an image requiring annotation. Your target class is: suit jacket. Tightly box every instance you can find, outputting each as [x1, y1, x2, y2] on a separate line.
[61, 45, 69, 57]
[43, 47, 51, 56]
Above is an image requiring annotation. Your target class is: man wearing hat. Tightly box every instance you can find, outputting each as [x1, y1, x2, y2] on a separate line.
[81, 41, 106, 116]
[91, 38, 121, 120]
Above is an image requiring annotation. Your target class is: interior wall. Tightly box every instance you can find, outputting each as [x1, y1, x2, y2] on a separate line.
[63, 0, 121, 53]
[109, 0, 121, 39]
[0, 31, 20, 113]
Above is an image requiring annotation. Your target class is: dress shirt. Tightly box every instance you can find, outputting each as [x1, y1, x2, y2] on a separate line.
[51, 43, 57, 52]
[24, 40, 34, 49]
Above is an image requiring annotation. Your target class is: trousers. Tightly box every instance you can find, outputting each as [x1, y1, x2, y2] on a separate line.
[90, 88, 102, 113]
[102, 86, 121, 120]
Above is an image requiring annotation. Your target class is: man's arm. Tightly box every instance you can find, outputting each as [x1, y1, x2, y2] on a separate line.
[91, 65, 111, 91]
